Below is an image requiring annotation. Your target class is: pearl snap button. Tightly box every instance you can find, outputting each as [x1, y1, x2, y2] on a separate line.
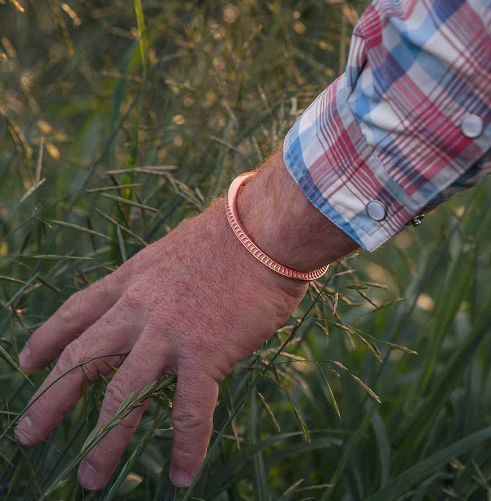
[461, 114, 484, 139]
[366, 200, 387, 221]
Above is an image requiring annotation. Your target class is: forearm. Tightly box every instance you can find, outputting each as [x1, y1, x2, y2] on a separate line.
[235, 146, 359, 273]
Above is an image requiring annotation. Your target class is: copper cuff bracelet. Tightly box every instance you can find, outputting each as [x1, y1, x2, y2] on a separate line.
[226, 171, 329, 281]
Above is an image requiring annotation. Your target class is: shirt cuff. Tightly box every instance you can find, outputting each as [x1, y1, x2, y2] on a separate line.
[283, 74, 413, 252]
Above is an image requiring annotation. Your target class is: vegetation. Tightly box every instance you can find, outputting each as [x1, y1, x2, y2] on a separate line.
[1, 1, 491, 499]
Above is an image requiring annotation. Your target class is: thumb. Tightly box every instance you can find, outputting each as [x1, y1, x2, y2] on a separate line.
[170, 370, 219, 488]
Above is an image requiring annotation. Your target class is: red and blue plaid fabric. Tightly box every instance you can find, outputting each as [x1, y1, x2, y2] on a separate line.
[284, 0, 491, 251]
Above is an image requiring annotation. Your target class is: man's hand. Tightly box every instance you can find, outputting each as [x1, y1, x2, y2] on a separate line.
[15, 150, 357, 491]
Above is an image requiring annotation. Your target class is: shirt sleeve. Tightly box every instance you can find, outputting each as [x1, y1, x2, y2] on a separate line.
[283, 0, 491, 252]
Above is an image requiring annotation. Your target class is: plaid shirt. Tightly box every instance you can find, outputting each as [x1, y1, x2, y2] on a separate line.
[284, 0, 491, 251]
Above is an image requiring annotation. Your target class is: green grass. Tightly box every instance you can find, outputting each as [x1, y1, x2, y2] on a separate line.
[2, 1, 491, 500]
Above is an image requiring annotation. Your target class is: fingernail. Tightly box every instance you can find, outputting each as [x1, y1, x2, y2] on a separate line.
[79, 463, 98, 490]
[19, 346, 30, 368]
[15, 415, 32, 446]
[171, 469, 190, 488]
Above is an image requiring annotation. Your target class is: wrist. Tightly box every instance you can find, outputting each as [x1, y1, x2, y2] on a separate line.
[200, 196, 308, 298]
[235, 146, 358, 272]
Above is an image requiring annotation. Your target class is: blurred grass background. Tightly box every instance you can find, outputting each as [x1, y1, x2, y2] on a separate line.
[2, 1, 491, 500]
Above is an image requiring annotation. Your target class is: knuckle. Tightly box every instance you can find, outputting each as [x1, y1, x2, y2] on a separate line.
[120, 282, 145, 310]
[91, 277, 110, 298]
[57, 341, 83, 375]
[103, 381, 129, 417]
[171, 408, 208, 433]
[85, 279, 112, 307]
[96, 310, 119, 332]
[57, 295, 79, 326]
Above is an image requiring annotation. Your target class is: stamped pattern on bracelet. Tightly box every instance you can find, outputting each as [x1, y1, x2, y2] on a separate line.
[226, 172, 329, 282]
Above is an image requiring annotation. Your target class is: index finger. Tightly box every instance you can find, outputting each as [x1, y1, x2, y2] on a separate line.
[20, 271, 126, 372]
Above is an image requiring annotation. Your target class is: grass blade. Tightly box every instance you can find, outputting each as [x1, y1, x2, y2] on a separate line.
[367, 426, 491, 501]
